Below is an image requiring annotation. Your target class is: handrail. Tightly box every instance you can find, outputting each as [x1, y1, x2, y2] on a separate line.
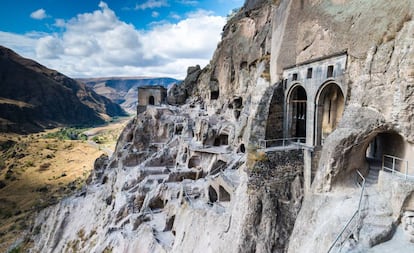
[382, 154, 414, 181]
[327, 170, 365, 253]
[356, 170, 365, 221]
[258, 137, 306, 149]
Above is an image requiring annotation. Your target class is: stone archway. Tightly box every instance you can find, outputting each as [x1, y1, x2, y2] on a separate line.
[287, 85, 307, 138]
[364, 131, 406, 183]
[315, 82, 344, 146]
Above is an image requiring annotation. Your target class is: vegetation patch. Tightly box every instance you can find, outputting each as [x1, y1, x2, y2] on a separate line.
[44, 128, 88, 141]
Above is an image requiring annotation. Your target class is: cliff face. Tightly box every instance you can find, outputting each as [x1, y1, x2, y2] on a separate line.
[25, 0, 414, 252]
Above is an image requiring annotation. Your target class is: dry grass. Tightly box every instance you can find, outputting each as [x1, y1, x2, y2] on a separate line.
[0, 117, 130, 250]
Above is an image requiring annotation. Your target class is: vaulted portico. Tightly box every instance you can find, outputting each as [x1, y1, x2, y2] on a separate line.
[281, 52, 348, 192]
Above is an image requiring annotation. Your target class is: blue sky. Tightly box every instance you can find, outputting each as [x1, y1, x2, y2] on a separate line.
[0, 0, 244, 78]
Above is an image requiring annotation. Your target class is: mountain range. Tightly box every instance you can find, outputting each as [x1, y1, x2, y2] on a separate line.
[0, 46, 127, 133]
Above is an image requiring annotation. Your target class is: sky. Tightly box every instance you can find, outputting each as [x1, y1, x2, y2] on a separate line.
[0, 0, 244, 79]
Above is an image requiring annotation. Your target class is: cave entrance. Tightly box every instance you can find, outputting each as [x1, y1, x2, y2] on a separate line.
[364, 132, 406, 184]
[315, 83, 344, 146]
[211, 90, 219, 100]
[219, 186, 231, 202]
[188, 156, 201, 168]
[148, 95, 155, 105]
[208, 186, 218, 204]
[288, 85, 307, 138]
[214, 134, 229, 146]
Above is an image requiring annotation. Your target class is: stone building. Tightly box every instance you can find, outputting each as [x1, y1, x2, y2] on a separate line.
[137, 85, 167, 113]
[282, 51, 347, 147]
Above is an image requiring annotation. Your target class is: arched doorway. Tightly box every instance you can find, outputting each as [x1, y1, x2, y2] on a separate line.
[149, 95, 155, 105]
[288, 85, 307, 138]
[315, 83, 344, 146]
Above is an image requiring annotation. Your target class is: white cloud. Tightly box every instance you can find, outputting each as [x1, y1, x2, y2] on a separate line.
[152, 11, 160, 18]
[0, 32, 38, 59]
[141, 10, 225, 59]
[169, 12, 181, 19]
[135, 0, 169, 10]
[0, 2, 226, 79]
[30, 8, 48, 20]
[36, 36, 63, 59]
[176, 0, 198, 6]
[54, 19, 66, 27]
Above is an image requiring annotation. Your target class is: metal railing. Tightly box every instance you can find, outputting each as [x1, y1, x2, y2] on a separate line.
[327, 170, 365, 253]
[382, 154, 414, 180]
[258, 137, 306, 149]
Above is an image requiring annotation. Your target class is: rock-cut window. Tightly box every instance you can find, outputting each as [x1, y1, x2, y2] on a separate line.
[327, 65, 334, 78]
[307, 68, 313, 79]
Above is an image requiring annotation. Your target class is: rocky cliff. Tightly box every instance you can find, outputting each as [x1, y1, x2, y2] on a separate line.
[21, 0, 414, 252]
[0, 46, 127, 133]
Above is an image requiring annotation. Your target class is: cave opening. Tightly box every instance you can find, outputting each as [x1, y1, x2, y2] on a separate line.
[208, 186, 218, 203]
[214, 134, 229, 146]
[188, 156, 201, 168]
[148, 95, 155, 105]
[364, 132, 407, 183]
[211, 90, 219, 100]
[219, 185, 231, 202]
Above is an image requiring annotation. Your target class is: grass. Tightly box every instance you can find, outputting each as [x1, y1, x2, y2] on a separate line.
[43, 128, 88, 141]
[0, 117, 130, 250]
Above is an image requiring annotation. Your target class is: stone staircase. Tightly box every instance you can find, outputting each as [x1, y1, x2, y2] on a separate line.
[366, 159, 382, 185]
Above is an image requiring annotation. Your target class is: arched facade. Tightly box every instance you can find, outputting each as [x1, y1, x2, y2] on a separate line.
[282, 52, 348, 147]
[280, 52, 348, 192]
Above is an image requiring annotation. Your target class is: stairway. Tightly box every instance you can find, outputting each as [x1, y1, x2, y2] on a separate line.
[366, 159, 382, 185]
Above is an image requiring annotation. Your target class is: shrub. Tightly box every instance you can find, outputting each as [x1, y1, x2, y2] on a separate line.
[8, 245, 21, 253]
[0, 158, 5, 170]
[38, 163, 51, 172]
[24, 161, 35, 167]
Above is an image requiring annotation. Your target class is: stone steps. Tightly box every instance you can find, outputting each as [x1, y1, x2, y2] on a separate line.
[366, 160, 382, 185]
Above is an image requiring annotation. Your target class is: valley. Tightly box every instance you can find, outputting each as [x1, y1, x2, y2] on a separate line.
[0, 117, 131, 251]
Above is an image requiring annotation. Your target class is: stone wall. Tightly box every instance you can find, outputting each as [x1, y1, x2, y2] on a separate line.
[138, 86, 167, 106]
[239, 149, 304, 253]
[265, 82, 284, 140]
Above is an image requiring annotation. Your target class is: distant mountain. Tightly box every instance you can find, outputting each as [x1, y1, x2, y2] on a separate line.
[78, 77, 180, 113]
[0, 46, 127, 133]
